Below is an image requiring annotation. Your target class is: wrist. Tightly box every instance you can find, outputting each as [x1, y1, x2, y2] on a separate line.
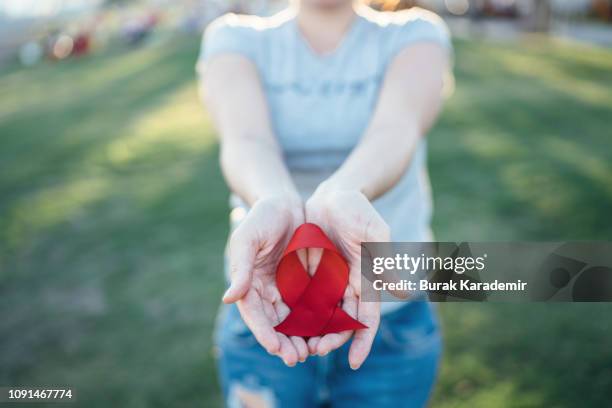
[253, 191, 304, 220]
[307, 186, 369, 221]
[312, 181, 365, 202]
[314, 177, 368, 199]
[253, 186, 301, 206]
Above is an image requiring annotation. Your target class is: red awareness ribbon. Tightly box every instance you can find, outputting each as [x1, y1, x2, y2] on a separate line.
[274, 223, 367, 337]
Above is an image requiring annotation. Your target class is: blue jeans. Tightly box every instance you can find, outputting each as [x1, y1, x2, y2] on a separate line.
[214, 301, 442, 408]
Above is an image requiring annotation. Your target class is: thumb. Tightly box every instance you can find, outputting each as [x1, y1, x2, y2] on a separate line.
[223, 233, 256, 304]
[222, 264, 252, 303]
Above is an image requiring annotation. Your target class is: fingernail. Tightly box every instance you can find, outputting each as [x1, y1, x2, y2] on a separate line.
[350, 362, 360, 370]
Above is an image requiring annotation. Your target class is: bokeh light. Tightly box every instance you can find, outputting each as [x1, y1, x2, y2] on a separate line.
[52, 34, 74, 59]
[445, 0, 470, 16]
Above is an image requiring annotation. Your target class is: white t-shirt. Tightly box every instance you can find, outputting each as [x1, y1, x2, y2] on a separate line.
[198, 6, 452, 243]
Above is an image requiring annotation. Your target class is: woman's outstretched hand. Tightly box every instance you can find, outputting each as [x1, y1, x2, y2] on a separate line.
[224, 190, 388, 369]
[304, 188, 389, 370]
[223, 194, 310, 366]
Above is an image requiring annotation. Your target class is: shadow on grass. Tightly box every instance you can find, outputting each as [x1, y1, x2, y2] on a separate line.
[430, 39, 612, 241]
[434, 303, 612, 407]
[429, 39, 612, 407]
[0, 36, 227, 407]
[0, 37, 200, 204]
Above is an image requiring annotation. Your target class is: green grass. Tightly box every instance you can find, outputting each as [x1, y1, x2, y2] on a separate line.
[1, 34, 611, 407]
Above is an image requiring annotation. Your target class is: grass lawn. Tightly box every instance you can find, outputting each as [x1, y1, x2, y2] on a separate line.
[1, 33, 611, 407]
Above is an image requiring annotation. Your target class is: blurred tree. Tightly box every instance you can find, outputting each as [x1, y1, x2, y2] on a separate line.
[593, 0, 612, 21]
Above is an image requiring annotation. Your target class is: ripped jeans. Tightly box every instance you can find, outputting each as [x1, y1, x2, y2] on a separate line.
[214, 301, 442, 408]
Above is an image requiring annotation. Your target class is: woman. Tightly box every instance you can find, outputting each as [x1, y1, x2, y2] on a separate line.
[198, 0, 451, 406]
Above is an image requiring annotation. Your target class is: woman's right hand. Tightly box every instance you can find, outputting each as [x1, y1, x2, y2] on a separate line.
[222, 194, 309, 366]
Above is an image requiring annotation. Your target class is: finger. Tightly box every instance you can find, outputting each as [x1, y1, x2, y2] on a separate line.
[307, 336, 320, 355]
[360, 217, 403, 299]
[348, 300, 380, 370]
[342, 286, 359, 318]
[223, 231, 256, 304]
[296, 248, 308, 271]
[278, 334, 299, 367]
[363, 242, 410, 300]
[263, 281, 287, 318]
[266, 298, 299, 366]
[263, 297, 281, 326]
[316, 331, 351, 356]
[272, 300, 307, 363]
[273, 297, 291, 323]
[291, 336, 309, 363]
[236, 290, 281, 355]
[348, 259, 363, 297]
[307, 248, 323, 276]
[316, 291, 357, 356]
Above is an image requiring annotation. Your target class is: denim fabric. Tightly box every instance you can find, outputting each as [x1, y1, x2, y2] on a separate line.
[214, 301, 442, 408]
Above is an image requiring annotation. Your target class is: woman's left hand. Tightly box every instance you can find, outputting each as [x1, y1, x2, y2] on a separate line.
[304, 188, 389, 369]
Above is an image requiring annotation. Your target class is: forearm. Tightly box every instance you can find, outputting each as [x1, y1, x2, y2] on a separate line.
[317, 43, 447, 200]
[319, 119, 420, 200]
[201, 54, 299, 207]
[221, 137, 299, 206]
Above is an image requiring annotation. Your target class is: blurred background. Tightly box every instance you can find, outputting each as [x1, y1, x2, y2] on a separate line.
[1, 0, 611, 406]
